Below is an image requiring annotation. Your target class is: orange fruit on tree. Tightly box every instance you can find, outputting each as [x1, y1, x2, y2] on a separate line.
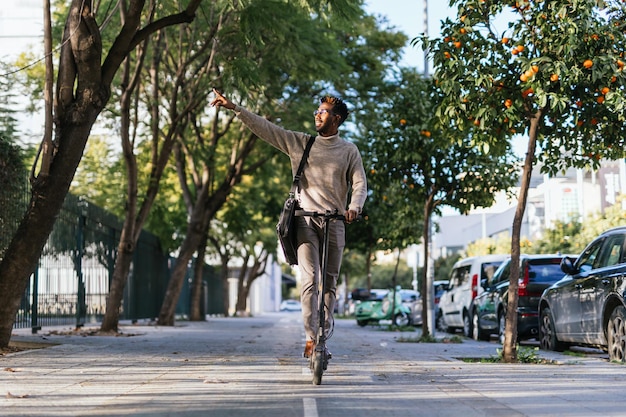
[504, 99, 513, 108]
[444, 51, 451, 59]
[602, 87, 610, 94]
[454, 41, 462, 48]
[531, 65, 539, 73]
[502, 37, 509, 44]
[550, 73, 559, 82]
[520, 73, 528, 82]
[597, 96, 605, 104]
[516, 45, 525, 52]
[583, 59, 593, 69]
[460, 28, 467, 34]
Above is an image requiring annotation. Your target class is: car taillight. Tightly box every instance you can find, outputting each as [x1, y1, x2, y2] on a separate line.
[518, 265, 529, 297]
[471, 273, 479, 299]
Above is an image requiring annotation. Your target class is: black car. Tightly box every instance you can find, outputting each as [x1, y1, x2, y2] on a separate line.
[539, 227, 626, 361]
[471, 254, 568, 342]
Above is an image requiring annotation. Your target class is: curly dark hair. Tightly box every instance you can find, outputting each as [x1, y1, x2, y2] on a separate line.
[321, 95, 349, 126]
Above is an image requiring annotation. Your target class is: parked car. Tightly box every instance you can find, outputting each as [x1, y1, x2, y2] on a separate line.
[409, 280, 449, 327]
[346, 288, 387, 316]
[355, 287, 412, 327]
[400, 289, 422, 326]
[471, 254, 569, 342]
[438, 255, 507, 336]
[433, 280, 450, 330]
[279, 299, 302, 312]
[539, 227, 626, 361]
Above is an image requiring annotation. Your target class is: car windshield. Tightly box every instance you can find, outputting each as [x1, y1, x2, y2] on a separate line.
[481, 262, 502, 282]
[527, 260, 565, 283]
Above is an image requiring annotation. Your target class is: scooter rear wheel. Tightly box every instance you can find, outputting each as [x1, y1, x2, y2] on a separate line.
[312, 350, 323, 385]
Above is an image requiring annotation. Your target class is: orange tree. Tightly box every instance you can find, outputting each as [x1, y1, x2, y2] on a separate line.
[417, 0, 626, 361]
[359, 67, 518, 336]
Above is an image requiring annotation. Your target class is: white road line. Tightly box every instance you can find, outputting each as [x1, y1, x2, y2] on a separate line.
[303, 397, 319, 417]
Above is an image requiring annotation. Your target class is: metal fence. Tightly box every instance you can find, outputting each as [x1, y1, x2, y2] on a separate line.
[2, 174, 221, 332]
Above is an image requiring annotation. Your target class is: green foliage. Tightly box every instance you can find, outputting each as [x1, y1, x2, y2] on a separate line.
[0, 134, 27, 260]
[0, 63, 20, 139]
[496, 345, 546, 364]
[434, 253, 461, 281]
[368, 262, 414, 290]
[465, 236, 515, 257]
[532, 220, 583, 254]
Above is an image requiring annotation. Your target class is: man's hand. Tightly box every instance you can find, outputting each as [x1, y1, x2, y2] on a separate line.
[345, 209, 359, 223]
[210, 88, 236, 110]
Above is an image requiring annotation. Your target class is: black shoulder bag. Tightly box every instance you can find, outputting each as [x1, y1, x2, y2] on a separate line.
[276, 135, 315, 265]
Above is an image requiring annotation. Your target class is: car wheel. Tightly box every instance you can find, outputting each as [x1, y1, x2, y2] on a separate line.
[462, 313, 471, 338]
[539, 307, 566, 352]
[607, 306, 626, 362]
[472, 310, 489, 341]
[356, 319, 368, 327]
[436, 311, 448, 333]
[395, 312, 410, 327]
[498, 313, 506, 345]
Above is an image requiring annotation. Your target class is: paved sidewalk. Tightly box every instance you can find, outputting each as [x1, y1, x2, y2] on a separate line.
[1, 313, 624, 417]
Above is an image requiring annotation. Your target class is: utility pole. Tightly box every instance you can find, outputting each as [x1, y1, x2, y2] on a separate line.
[423, 0, 429, 76]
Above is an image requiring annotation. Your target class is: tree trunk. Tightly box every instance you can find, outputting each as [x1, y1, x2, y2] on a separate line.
[157, 207, 210, 325]
[502, 112, 541, 363]
[235, 256, 250, 315]
[235, 278, 248, 314]
[189, 233, 208, 321]
[101, 239, 135, 331]
[101, 43, 144, 331]
[235, 253, 268, 315]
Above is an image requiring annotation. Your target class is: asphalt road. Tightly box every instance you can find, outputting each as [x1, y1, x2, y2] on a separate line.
[2, 312, 624, 417]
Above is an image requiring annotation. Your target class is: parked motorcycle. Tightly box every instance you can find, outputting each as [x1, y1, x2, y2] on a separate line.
[355, 287, 412, 327]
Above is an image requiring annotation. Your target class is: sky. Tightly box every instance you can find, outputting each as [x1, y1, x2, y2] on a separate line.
[364, 0, 457, 72]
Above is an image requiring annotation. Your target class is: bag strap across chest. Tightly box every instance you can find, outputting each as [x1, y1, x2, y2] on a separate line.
[290, 135, 316, 193]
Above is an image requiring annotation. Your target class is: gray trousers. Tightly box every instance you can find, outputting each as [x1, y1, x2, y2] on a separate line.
[296, 216, 345, 341]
